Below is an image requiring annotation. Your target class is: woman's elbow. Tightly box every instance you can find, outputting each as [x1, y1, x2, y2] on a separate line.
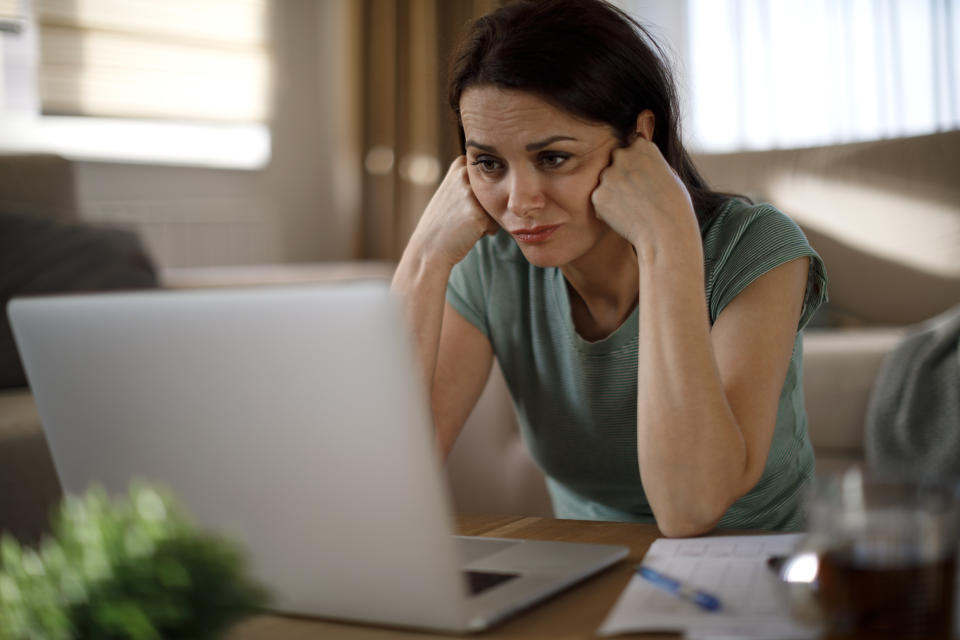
[656, 512, 722, 538]
[652, 494, 733, 538]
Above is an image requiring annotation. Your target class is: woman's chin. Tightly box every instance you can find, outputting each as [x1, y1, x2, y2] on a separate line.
[516, 244, 566, 269]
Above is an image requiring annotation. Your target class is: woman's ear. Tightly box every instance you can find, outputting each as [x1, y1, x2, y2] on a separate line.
[634, 110, 655, 142]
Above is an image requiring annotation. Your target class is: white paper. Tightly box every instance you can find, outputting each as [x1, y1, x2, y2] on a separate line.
[598, 533, 819, 639]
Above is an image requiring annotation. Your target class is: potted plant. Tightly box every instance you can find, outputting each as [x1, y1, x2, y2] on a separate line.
[0, 483, 268, 639]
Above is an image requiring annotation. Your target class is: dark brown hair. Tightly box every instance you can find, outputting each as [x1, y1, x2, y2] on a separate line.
[448, 0, 736, 227]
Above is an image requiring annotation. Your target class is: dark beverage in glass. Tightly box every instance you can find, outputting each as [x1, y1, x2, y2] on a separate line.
[797, 471, 960, 640]
[817, 546, 956, 639]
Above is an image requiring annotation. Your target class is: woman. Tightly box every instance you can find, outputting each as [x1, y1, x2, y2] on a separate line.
[391, 0, 827, 536]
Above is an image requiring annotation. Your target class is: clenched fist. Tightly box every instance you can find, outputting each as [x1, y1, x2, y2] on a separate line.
[408, 156, 500, 268]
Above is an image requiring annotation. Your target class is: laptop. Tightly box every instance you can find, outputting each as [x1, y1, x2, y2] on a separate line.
[8, 282, 628, 633]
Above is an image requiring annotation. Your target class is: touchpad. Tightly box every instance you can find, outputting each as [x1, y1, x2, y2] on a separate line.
[456, 536, 522, 563]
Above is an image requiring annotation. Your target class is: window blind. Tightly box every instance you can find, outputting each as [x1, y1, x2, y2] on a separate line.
[0, 0, 23, 31]
[35, 0, 270, 123]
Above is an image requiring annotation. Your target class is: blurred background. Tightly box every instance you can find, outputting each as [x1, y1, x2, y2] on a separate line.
[0, 0, 957, 269]
[1, 0, 958, 541]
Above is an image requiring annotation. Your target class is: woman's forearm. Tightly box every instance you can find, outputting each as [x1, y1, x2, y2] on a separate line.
[390, 156, 498, 393]
[391, 244, 454, 394]
[634, 250, 749, 537]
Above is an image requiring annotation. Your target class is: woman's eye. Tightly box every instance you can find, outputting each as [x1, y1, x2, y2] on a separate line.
[539, 152, 570, 169]
[470, 156, 503, 173]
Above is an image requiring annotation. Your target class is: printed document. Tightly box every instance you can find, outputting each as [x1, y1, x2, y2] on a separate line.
[598, 533, 818, 639]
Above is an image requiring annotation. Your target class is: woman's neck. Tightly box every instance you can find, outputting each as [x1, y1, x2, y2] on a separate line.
[560, 229, 639, 341]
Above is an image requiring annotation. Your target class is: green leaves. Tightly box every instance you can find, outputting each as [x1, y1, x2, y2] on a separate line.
[0, 483, 269, 639]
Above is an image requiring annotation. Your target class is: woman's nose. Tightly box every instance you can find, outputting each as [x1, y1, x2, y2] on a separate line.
[507, 169, 545, 218]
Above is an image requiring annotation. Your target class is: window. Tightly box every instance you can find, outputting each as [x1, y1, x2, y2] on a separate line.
[0, 0, 272, 168]
[620, 0, 960, 152]
[685, 0, 960, 151]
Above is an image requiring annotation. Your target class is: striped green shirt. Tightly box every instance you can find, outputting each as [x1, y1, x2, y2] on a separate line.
[446, 199, 828, 530]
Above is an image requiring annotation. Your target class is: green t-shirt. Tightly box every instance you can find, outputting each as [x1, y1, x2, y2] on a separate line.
[446, 199, 828, 531]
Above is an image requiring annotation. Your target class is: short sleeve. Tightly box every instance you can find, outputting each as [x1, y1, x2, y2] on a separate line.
[704, 201, 828, 330]
[446, 239, 492, 338]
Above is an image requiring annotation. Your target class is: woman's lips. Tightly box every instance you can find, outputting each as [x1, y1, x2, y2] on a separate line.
[511, 225, 560, 244]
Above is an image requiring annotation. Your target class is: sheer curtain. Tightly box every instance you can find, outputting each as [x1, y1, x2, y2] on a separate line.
[685, 0, 960, 152]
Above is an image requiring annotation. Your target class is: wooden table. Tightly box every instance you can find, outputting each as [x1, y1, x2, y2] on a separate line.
[229, 514, 681, 639]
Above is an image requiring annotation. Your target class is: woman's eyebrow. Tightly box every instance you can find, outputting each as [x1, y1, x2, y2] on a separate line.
[465, 135, 578, 154]
[525, 135, 577, 151]
[465, 140, 496, 153]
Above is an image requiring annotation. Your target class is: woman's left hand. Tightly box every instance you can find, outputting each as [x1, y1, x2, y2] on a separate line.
[590, 138, 700, 260]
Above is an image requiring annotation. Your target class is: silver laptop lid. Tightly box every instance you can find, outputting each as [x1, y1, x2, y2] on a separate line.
[8, 283, 470, 630]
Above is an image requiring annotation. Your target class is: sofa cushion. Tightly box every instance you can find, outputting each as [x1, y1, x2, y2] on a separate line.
[0, 389, 62, 543]
[802, 328, 905, 454]
[0, 213, 159, 389]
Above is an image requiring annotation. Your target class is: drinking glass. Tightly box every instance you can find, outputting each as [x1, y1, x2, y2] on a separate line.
[786, 468, 959, 640]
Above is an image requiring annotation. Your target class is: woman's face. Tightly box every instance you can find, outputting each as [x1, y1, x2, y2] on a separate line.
[459, 86, 622, 268]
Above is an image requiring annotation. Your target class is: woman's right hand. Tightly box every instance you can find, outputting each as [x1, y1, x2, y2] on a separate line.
[408, 156, 500, 268]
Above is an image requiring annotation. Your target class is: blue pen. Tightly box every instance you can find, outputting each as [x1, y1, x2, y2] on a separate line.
[635, 565, 722, 612]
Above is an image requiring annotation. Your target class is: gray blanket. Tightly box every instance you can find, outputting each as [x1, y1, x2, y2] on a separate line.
[866, 303, 960, 482]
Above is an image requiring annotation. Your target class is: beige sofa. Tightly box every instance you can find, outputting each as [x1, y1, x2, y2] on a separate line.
[2, 131, 957, 540]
